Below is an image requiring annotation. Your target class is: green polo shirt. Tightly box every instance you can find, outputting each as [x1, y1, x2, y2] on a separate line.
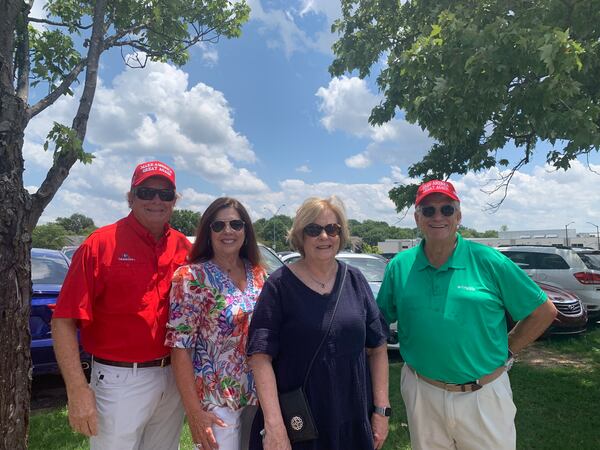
[377, 234, 546, 384]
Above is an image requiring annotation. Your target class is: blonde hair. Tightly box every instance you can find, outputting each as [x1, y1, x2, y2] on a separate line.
[288, 196, 350, 256]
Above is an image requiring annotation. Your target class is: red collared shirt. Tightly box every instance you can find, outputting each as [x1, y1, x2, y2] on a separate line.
[54, 213, 191, 361]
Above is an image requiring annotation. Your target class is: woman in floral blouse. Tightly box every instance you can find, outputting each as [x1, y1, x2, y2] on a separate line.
[166, 197, 267, 450]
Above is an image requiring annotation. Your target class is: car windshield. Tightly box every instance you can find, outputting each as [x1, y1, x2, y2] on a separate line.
[336, 256, 387, 282]
[62, 246, 78, 259]
[259, 246, 284, 275]
[31, 251, 69, 285]
[578, 252, 600, 270]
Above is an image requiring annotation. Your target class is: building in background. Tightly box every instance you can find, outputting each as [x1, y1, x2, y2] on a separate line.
[379, 228, 600, 255]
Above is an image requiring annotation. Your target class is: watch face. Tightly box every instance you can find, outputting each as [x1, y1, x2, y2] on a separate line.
[375, 406, 392, 417]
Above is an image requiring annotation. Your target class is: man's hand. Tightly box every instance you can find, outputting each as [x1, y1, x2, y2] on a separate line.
[188, 409, 228, 449]
[66, 384, 98, 436]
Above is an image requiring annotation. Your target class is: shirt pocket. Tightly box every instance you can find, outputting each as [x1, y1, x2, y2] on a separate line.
[100, 263, 155, 313]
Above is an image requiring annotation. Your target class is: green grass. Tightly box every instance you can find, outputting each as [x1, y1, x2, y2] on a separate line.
[29, 326, 600, 449]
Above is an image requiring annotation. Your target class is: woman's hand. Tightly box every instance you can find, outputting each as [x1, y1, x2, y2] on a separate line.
[262, 425, 292, 450]
[371, 413, 389, 449]
[188, 409, 228, 450]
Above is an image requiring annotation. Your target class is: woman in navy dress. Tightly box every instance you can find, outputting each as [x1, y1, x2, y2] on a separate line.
[247, 196, 390, 450]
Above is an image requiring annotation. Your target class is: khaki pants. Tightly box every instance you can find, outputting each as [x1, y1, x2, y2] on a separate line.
[400, 363, 517, 450]
[90, 361, 184, 450]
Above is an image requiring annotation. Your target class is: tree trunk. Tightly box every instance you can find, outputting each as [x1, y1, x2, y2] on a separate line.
[0, 1, 33, 448]
[0, 90, 33, 450]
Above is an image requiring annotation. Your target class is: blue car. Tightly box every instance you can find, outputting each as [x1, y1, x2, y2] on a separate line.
[30, 248, 89, 375]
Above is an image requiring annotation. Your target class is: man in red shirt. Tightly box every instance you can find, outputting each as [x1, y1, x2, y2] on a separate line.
[52, 160, 192, 450]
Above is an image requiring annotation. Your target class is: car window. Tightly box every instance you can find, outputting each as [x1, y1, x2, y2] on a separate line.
[259, 245, 284, 275]
[578, 252, 600, 270]
[501, 251, 537, 269]
[537, 253, 570, 270]
[31, 252, 69, 285]
[336, 256, 387, 282]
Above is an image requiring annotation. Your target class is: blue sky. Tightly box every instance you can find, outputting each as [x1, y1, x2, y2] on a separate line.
[24, 0, 600, 234]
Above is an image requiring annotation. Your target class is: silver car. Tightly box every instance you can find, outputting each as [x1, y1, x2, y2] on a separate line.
[499, 246, 600, 318]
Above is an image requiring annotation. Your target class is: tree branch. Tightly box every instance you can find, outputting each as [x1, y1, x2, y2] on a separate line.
[26, 57, 87, 119]
[15, 2, 32, 101]
[28, 16, 93, 30]
[482, 156, 529, 212]
[30, 0, 108, 225]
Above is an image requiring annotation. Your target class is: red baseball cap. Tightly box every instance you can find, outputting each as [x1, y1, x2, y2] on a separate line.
[415, 180, 459, 205]
[131, 160, 176, 189]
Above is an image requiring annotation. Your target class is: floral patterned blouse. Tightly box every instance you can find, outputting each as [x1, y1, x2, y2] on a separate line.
[165, 259, 267, 411]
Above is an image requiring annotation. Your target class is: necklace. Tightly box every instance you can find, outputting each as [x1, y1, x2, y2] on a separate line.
[212, 258, 243, 276]
[305, 262, 337, 289]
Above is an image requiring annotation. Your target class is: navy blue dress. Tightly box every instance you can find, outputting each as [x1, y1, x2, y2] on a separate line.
[247, 261, 388, 450]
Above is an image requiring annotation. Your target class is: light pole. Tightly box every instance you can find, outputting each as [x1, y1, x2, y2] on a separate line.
[564, 221, 574, 247]
[587, 221, 600, 250]
[272, 203, 285, 251]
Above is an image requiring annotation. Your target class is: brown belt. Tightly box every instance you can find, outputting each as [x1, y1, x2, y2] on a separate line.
[408, 364, 506, 392]
[93, 356, 171, 368]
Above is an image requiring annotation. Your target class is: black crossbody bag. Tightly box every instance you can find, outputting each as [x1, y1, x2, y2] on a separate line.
[278, 264, 347, 443]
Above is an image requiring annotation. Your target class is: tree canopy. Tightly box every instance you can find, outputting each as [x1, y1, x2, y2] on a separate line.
[330, 0, 600, 211]
[170, 209, 201, 236]
[56, 213, 96, 235]
[254, 215, 293, 252]
[31, 223, 70, 250]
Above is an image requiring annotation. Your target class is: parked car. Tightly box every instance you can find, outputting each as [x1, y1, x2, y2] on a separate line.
[531, 282, 588, 335]
[60, 245, 79, 260]
[30, 248, 90, 375]
[498, 245, 600, 318]
[335, 253, 387, 297]
[281, 251, 301, 264]
[259, 243, 284, 275]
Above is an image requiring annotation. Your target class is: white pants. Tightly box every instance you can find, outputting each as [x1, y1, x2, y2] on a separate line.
[194, 405, 257, 450]
[400, 364, 517, 450]
[90, 361, 184, 450]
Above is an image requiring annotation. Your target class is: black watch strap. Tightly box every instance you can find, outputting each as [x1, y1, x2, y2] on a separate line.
[374, 406, 392, 417]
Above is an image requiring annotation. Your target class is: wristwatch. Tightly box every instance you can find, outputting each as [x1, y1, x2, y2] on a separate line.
[374, 406, 392, 417]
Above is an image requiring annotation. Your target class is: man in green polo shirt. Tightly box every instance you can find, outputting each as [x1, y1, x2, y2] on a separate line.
[377, 180, 557, 450]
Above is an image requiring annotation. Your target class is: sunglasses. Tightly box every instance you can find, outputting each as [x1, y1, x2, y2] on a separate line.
[210, 219, 245, 233]
[303, 223, 342, 238]
[419, 204, 456, 218]
[134, 187, 176, 201]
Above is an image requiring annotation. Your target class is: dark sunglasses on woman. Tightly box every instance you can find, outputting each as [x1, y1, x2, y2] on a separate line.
[210, 219, 245, 233]
[420, 204, 456, 218]
[134, 187, 176, 201]
[303, 223, 342, 237]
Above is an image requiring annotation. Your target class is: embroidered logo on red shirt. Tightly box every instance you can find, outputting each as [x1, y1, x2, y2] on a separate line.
[118, 253, 135, 262]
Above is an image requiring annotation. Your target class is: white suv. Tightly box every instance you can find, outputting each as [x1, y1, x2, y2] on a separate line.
[498, 246, 600, 318]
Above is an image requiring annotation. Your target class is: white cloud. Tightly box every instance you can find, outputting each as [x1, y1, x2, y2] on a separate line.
[28, 1, 49, 31]
[345, 153, 371, 169]
[316, 76, 434, 169]
[247, 0, 340, 56]
[25, 58, 265, 208]
[454, 161, 600, 232]
[195, 42, 219, 66]
[295, 164, 311, 173]
[316, 76, 375, 136]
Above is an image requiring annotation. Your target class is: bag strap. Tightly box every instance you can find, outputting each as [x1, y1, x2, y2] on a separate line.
[302, 262, 348, 391]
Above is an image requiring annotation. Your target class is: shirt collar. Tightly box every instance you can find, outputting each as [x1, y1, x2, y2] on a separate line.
[415, 233, 466, 271]
[125, 212, 171, 244]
